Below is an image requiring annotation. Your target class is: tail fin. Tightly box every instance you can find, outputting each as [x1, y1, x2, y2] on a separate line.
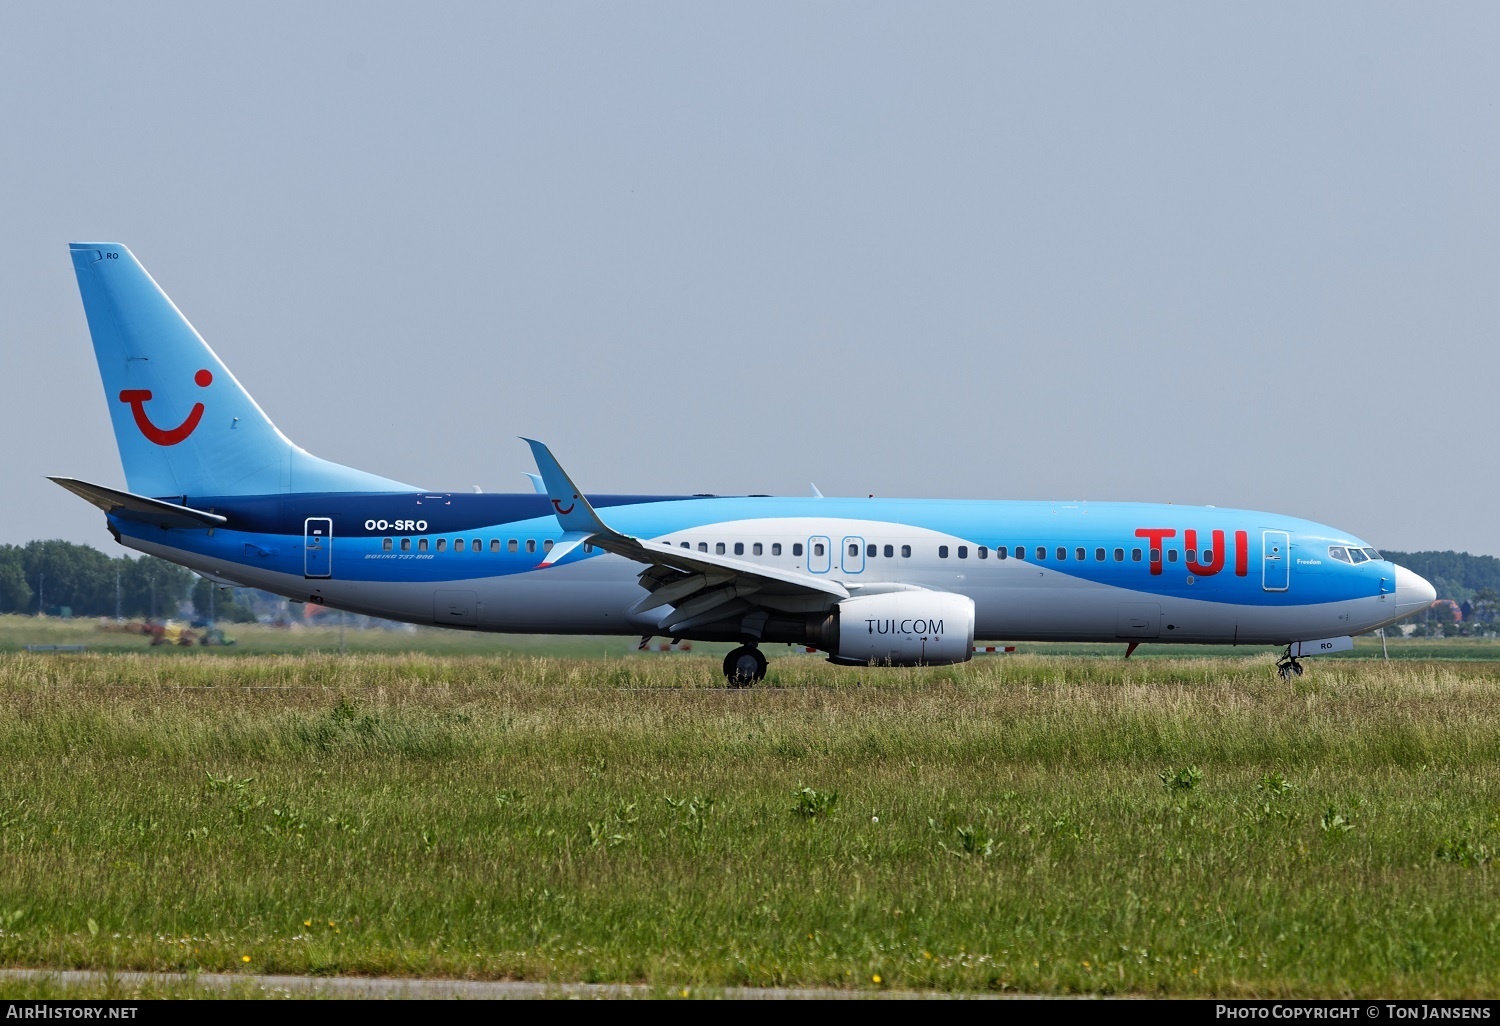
[69, 243, 417, 498]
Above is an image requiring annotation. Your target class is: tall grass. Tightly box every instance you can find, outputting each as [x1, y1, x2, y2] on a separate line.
[0, 650, 1497, 996]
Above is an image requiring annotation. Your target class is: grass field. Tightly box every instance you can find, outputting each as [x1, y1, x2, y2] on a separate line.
[1, 642, 1499, 998]
[4, 613, 1497, 661]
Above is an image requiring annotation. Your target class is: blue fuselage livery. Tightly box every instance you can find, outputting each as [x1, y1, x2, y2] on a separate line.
[55, 243, 1436, 684]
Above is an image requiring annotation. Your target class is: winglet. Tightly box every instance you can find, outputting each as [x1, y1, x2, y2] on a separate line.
[810, 483, 824, 498]
[521, 438, 615, 537]
[523, 473, 546, 494]
[538, 530, 593, 568]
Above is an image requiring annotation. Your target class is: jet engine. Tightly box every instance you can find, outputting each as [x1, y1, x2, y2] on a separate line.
[811, 591, 975, 666]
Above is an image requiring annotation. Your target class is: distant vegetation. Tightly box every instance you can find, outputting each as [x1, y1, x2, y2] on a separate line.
[1382, 550, 1499, 637]
[1381, 550, 1500, 606]
[0, 540, 254, 622]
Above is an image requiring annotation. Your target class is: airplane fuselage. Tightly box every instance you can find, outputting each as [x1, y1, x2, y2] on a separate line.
[112, 490, 1430, 648]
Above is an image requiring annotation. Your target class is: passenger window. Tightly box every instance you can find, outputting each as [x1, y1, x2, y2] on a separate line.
[849, 543, 859, 557]
[1114, 548, 1124, 562]
[715, 542, 725, 555]
[866, 543, 876, 557]
[958, 546, 968, 559]
[1150, 548, 1160, 563]
[526, 540, 536, 554]
[436, 539, 447, 552]
[813, 543, 825, 557]
[900, 545, 911, 558]
[507, 539, 518, 553]
[793, 543, 803, 556]
[1201, 549, 1214, 563]
[1036, 547, 1046, 560]
[698, 542, 708, 553]
[681, 542, 690, 549]
[1056, 547, 1066, 560]
[544, 540, 554, 552]
[883, 544, 894, 558]
[401, 538, 411, 552]
[584, 543, 594, 553]
[382, 538, 392, 551]
[1167, 549, 1177, 562]
[939, 545, 949, 558]
[977, 546, 988, 559]
[772, 543, 783, 556]
[997, 546, 1007, 559]
[1075, 547, 1086, 561]
[753, 543, 763, 556]
[1095, 548, 1105, 561]
[472, 539, 481, 552]
[419, 539, 429, 552]
[1132, 549, 1142, 561]
[490, 539, 500, 552]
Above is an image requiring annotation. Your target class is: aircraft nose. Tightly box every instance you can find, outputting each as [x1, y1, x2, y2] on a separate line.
[1392, 564, 1437, 616]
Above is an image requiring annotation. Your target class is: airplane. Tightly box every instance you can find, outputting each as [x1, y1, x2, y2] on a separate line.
[52, 243, 1436, 684]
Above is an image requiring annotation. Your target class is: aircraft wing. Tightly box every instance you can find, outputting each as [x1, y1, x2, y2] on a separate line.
[523, 439, 849, 634]
[49, 476, 228, 530]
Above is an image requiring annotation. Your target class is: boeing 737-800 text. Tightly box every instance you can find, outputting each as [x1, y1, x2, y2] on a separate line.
[52, 244, 1436, 683]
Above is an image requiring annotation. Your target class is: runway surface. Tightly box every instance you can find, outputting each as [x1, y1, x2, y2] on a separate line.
[0, 969, 1022, 1000]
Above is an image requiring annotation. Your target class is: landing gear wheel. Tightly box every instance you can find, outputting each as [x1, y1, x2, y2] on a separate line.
[723, 645, 768, 688]
[1276, 652, 1304, 682]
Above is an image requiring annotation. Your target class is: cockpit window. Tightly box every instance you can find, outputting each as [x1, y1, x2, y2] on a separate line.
[1362, 547, 1382, 561]
[1328, 546, 1351, 563]
[1347, 547, 1369, 564]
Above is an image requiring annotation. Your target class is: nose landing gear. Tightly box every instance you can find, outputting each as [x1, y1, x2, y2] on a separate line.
[1276, 649, 1304, 681]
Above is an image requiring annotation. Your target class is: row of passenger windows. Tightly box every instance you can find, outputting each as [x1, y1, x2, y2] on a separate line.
[666, 540, 1215, 563]
[379, 535, 1224, 564]
[382, 537, 570, 554]
[934, 544, 1212, 563]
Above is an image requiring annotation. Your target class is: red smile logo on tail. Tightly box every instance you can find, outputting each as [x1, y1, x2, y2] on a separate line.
[119, 369, 213, 446]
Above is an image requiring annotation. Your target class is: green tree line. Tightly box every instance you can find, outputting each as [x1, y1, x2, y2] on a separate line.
[1381, 550, 1500, 608]
[0, 540, 252, 621]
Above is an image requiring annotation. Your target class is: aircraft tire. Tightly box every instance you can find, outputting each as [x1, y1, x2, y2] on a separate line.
[723, 645, 768, 687]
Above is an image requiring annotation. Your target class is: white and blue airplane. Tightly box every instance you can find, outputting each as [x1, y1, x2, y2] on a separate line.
[53, 243, 1435, 683]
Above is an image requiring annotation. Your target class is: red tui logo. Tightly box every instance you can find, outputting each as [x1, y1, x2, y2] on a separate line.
[118, 368, 212, 446]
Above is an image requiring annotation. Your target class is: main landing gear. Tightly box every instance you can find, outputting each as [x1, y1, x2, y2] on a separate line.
[723, 644, 768, 688]
[1276, 648, 1304, 682]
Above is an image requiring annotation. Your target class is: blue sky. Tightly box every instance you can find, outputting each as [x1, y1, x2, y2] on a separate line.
[4, 3, 1496, 556]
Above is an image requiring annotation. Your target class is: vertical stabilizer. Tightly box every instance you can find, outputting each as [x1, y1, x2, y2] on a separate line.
[69, 243, 417, 498]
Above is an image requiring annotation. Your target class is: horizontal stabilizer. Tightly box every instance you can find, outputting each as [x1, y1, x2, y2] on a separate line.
[49, 476, 227, 530]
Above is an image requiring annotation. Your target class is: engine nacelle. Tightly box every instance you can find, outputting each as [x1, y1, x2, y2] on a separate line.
[825, 591, 975, 667]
